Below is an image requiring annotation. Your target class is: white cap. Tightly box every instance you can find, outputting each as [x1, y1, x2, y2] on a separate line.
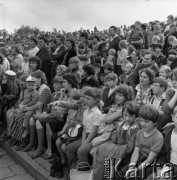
[5, 70, 16, 76]
[26, 76, 36, 82]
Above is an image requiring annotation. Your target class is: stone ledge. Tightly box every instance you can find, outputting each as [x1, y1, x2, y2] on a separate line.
[0, 141, 60, 180]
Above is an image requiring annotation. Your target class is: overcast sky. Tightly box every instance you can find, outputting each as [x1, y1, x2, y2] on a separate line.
[1, 0, 177, 33]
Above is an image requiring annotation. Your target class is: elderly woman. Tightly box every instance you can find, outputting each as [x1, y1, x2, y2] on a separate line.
[7, 71, 51, 148]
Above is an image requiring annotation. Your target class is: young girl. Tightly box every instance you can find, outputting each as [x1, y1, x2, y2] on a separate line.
[91, 101, 141, 180]
[55, 65, 67, 77]
[76, 88, 103, 168]
[117, 40, 128, 66]
[159, 65, 173, 89]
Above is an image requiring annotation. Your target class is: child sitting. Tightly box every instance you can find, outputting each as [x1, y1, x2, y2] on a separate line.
[20, 76, 39, 139]
[76, 88, 103, 168]
[122, 104, 164, 179]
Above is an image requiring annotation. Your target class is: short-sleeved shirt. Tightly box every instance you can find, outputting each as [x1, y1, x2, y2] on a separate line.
[135, 129, 164, 158]
[83, 106, 102, 134]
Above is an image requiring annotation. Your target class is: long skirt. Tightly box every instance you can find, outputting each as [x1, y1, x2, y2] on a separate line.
[8, 111, 25, 142]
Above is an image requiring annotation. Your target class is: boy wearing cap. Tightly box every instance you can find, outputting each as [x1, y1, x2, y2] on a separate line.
[20, 76, 39, 139]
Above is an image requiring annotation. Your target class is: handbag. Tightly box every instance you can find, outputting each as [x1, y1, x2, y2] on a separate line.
[69, 162, 92, 180]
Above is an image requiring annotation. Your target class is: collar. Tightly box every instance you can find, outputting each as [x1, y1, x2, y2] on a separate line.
[135, 84, 151, 91]
[87, 106, 99, 112]
[156, 52, 162, 58]
[153, 92, 166, 100]
[110, 35, 118, 41]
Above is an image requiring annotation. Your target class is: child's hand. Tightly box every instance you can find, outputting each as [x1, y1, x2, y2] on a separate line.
[48, 101, 60, 107]
[58, 131, 64, 136]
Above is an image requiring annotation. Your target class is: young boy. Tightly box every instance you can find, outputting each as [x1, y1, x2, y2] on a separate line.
[125, 105, 164, 179]
[119, 60, 135, 89]
[102, 72, 118, 113]
[103, 62, 114, 76]
[150, 77, 168, 113]
[21, 76, 39, 139]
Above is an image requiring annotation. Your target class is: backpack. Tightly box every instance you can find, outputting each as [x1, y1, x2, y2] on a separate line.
[60, 123, 83, 144]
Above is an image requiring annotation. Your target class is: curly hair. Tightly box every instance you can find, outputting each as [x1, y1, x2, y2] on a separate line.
[63, 73, 79, 89]
[29, 56, 42, 70]
[139, 68, 155, 84]
[114, 84, 135, 102]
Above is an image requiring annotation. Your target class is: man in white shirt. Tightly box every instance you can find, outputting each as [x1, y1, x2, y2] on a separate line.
[28, 38, 39, 57]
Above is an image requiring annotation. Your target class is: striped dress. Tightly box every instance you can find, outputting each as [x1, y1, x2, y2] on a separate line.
[9, 84, 51, 142]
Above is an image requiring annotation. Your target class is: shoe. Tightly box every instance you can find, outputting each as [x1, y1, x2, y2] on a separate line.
[41, 153, 48, 158]
[16, 141, 28, 151]
[55, 171, 63, 178]
[2, 133, 11, 141]
[9, 140, 18, 146]
[15, 146, 23, 151]
[49, 156, 59, 164]
[43, 154, 52, 160]
[30, 149, 44, 159]
[23, 146, 33, 152]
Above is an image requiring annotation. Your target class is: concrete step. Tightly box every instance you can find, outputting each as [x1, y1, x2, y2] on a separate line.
[0, 140, 67, 180]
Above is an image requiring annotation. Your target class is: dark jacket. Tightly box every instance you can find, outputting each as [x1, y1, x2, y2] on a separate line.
[80, 75, 100, 89]
[52, 44, 67, 64]
[102, 87, 117, 113]
[157, 125, 174, 166]
[36, 46, 52, 64]
[120, 73, 136, 90]
[155, 54, 167, 68]
[109, 36, 122, 53]
[62, 48, 77, 67]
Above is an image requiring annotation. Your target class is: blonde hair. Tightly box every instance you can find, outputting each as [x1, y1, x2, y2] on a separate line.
[160, 65, 171, 75]
[108, 48, 116, 56]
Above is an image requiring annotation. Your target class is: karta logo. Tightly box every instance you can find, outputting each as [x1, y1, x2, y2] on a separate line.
[104, 158, 176, 179]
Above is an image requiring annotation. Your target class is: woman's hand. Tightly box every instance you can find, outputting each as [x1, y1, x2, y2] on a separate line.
[162, 122, 174, 133]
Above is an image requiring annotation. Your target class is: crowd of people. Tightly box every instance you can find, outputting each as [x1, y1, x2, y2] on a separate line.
[1, 14, 177, 180]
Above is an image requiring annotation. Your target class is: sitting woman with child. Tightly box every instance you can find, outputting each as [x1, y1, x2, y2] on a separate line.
[7, 71, 51, 149]
[27, 73, 79, 159]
